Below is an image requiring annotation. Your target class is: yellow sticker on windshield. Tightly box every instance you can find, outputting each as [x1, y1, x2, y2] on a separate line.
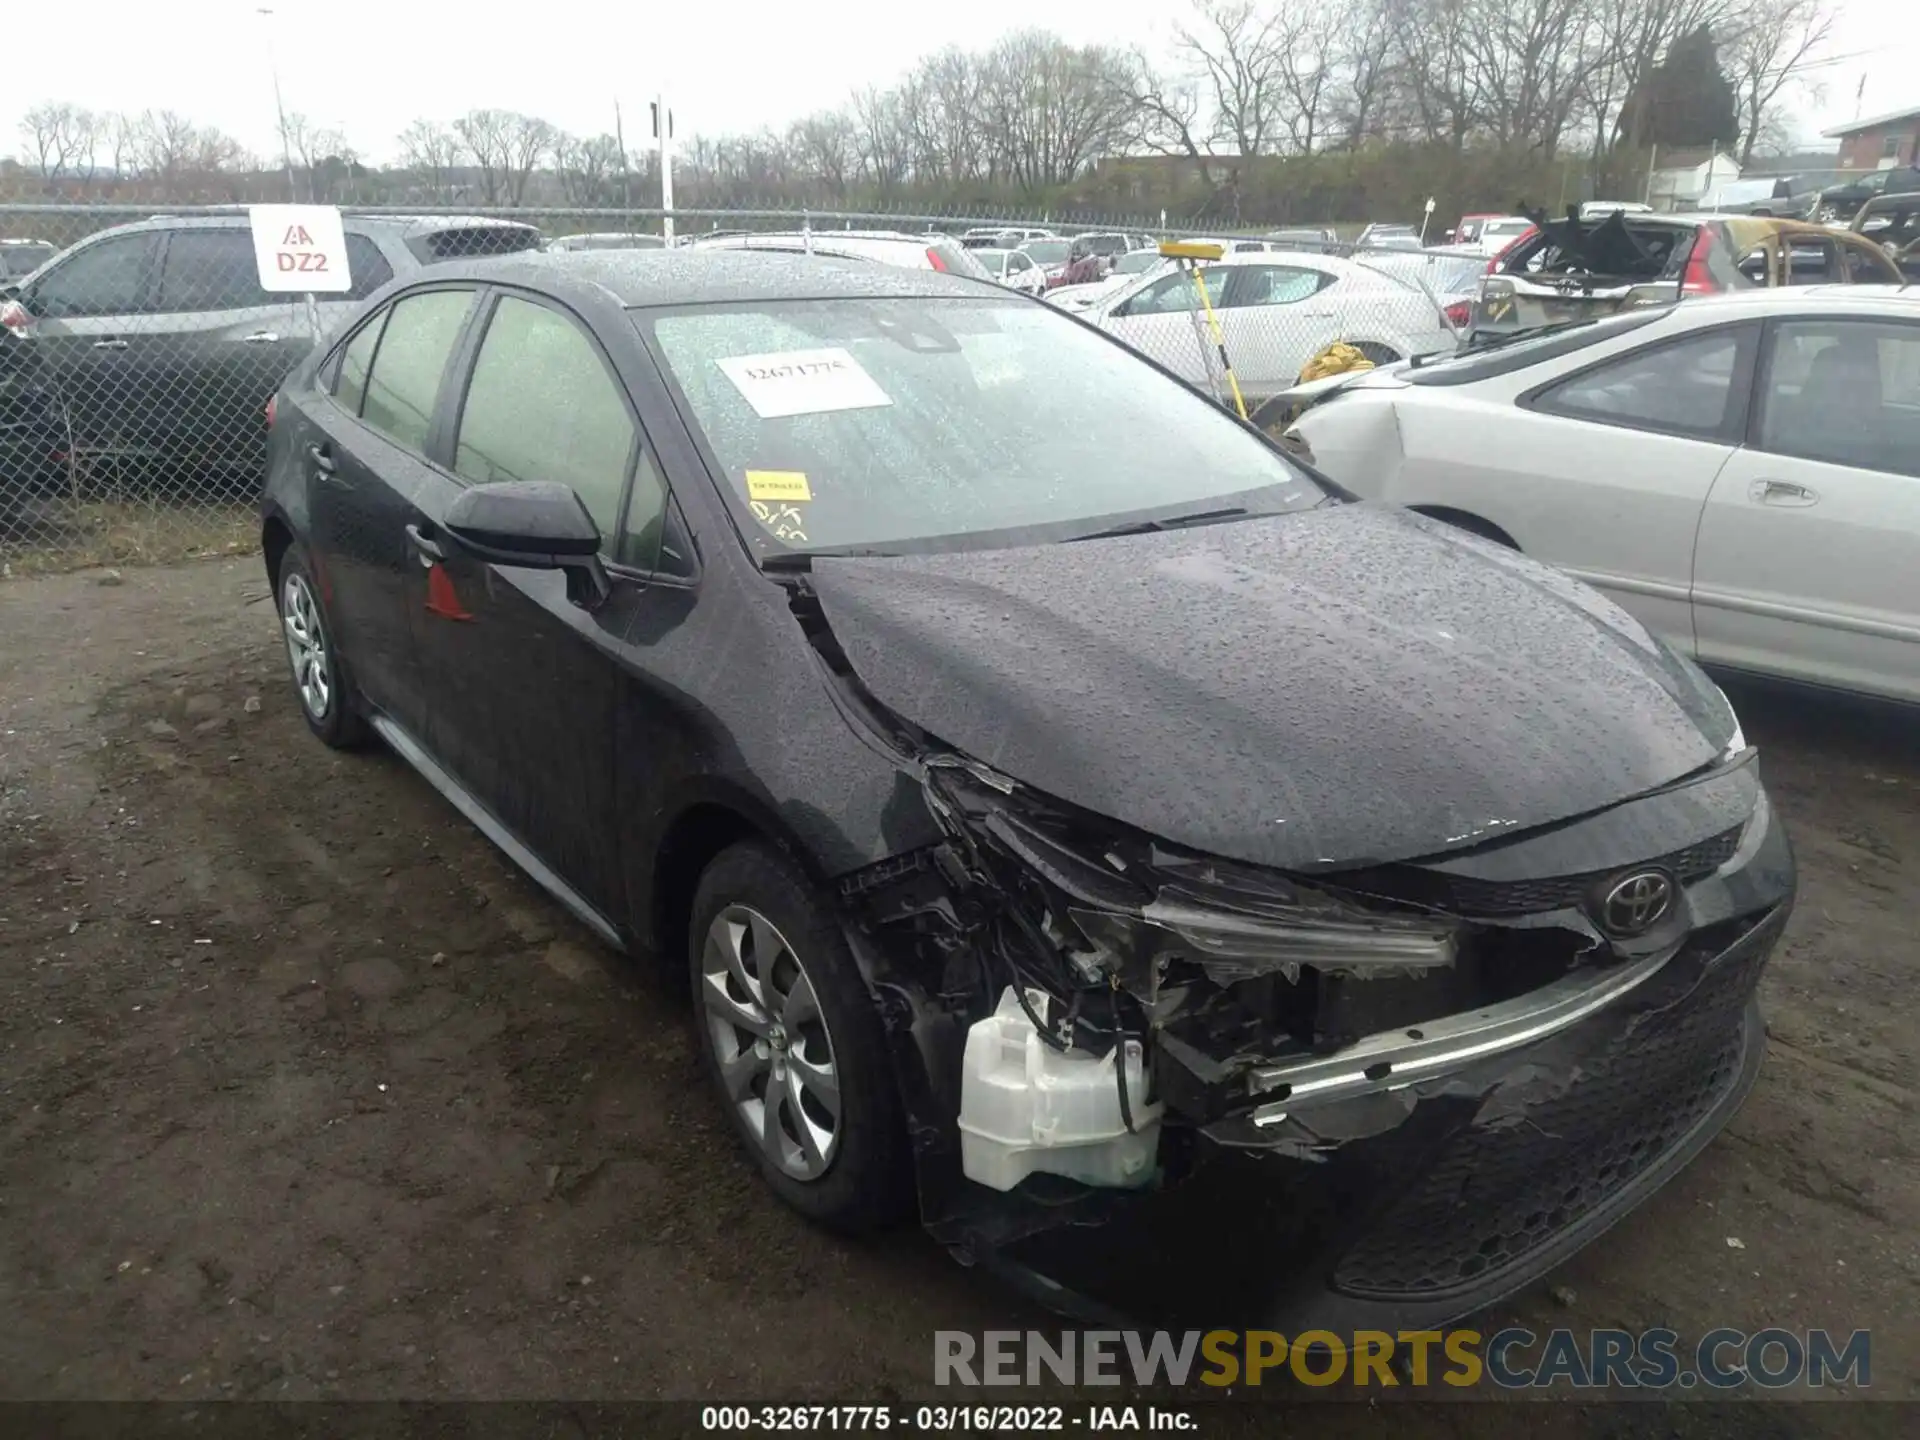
[746, 470, 813, 502]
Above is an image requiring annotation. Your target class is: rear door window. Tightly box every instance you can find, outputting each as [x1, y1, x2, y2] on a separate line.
[1225, 265, 1330, 308]
[332, 311, 389, 416]
[157, 230, 274, 312]
[1532, 327, 1751, 439]
[452, 294, 639, 547]
[358, 289, 474, 452]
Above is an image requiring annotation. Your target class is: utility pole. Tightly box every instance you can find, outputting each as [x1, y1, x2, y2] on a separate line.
[615, 100, 631, 211]
[256, 8, 299, 203]
[653, 98, 674, 245]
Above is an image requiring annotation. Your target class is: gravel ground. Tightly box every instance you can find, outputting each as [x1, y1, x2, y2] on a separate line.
[0, 558, 1914, 1430]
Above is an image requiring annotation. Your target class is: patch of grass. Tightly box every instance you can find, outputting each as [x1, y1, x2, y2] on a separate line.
[1, 501, 257, 577]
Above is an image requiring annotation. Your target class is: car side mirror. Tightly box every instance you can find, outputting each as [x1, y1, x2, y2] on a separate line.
[442, 481, 610, 608]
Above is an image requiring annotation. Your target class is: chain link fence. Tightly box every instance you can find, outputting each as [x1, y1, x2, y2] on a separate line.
[0, 202, 1460, 572]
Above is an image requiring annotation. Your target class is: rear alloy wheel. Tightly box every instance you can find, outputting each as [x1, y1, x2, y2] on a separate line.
[689, 842, 910, 1232]
[277, 548, 367, 749]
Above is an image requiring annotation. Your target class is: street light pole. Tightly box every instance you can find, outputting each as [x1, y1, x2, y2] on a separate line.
[257, 7, 299, 202]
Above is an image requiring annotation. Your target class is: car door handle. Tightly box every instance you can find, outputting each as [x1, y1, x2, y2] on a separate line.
[306, 442, 337, 476]
[90, 338, 128, 351]
[1749, 478, 1818, 507]
[242, 331, 281, 344]
[405, 524, 446, 564]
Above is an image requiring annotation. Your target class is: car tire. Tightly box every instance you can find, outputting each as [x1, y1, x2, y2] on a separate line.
[276, 546, 369, 750]
[689, 841, 911, 1234]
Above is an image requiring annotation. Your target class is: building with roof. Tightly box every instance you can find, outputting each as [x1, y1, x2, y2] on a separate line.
[1824, 104, 1920, 171]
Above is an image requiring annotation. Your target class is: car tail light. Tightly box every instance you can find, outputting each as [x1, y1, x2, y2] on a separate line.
[1681, 226, 1719, 295]
[0, 299, 31, 332]
[264, 395, 277, 429]
[1443, 300, 1472, 329]
[925, 247, 949, 272]
[1484, 227, 1537, 274]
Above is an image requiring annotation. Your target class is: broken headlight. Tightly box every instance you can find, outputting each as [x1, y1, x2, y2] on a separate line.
[1070, 888, 1456, 990]
[1069, 847, 1455, 988]
[923, 761, 1457, 999]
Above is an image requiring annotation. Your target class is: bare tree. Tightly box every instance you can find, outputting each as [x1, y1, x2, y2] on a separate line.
[1459, 0, 1609, 157]
[398, 120, 465, 202]
[1723, 0, 1837, 164]
[283, 113, 353, 201]
[788, 112, 858, 199]
[504, 114, 555, 205]
[552, 131, 624, 205]
[1120, 49, 1222, 187]
[454, 109, 516, 203]
[1269, 2, 1341, 154]
[137, 110, 202, 187]
[18, 102, 97, 181]
[850, 85, 912, 194]
[1178, 0, 1288, 156]
[107, 112, 142, 181]
[1330, 1, 1398, 149]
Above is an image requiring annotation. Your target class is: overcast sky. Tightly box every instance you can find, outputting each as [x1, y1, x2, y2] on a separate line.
[6, 0, 1914, 167]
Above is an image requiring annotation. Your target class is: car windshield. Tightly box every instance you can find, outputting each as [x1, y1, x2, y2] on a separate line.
[1022, 240, 1069, 265]
[974, 250, 1009, 275]
[642, 295, 1327, 558]
[1114, 250, 1162, 274]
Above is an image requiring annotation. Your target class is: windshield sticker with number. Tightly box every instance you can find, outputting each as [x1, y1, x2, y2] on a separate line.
[716, 348, 893, 419]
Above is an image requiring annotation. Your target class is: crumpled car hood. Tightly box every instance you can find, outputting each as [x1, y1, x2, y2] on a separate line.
[808, 502, 1730, 872]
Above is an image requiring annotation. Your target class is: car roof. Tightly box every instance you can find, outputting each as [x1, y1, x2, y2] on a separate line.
[95, 212, 537, 239]
[421, 248, 998, 307]
[1662, 284, 1920, 318]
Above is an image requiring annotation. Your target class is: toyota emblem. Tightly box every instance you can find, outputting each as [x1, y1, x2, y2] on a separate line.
[1599, 870, 1674, 937]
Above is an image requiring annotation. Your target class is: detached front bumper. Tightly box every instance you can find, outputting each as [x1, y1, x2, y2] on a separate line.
[961, 788, 1794, 1331]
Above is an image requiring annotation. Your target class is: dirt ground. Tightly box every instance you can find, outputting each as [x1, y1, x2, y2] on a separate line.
[1, 557, 1915, 1425]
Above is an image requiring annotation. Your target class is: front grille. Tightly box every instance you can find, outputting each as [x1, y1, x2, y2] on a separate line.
[1331, 935, 1766, 1299]
[1340, 824, 1743, 919]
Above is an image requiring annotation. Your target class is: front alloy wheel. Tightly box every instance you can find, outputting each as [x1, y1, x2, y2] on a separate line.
[701, 905, 842, 1181]
[687, 841, 909, 1232]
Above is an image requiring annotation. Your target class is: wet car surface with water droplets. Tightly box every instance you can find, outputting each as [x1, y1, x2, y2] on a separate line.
[259, 249, 1796, 1329]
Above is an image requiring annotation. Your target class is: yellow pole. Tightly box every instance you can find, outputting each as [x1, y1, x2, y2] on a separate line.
[1187, 263, 1247, 420]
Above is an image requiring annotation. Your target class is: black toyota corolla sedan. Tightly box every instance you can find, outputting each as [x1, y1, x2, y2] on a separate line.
[261, 250, 1794, 1329]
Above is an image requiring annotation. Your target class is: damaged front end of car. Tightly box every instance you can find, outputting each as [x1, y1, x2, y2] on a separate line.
[798, 584, 1793, 1329]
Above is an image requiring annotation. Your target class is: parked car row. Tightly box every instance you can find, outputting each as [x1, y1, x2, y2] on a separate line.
[255, 242, 1797, 1331]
